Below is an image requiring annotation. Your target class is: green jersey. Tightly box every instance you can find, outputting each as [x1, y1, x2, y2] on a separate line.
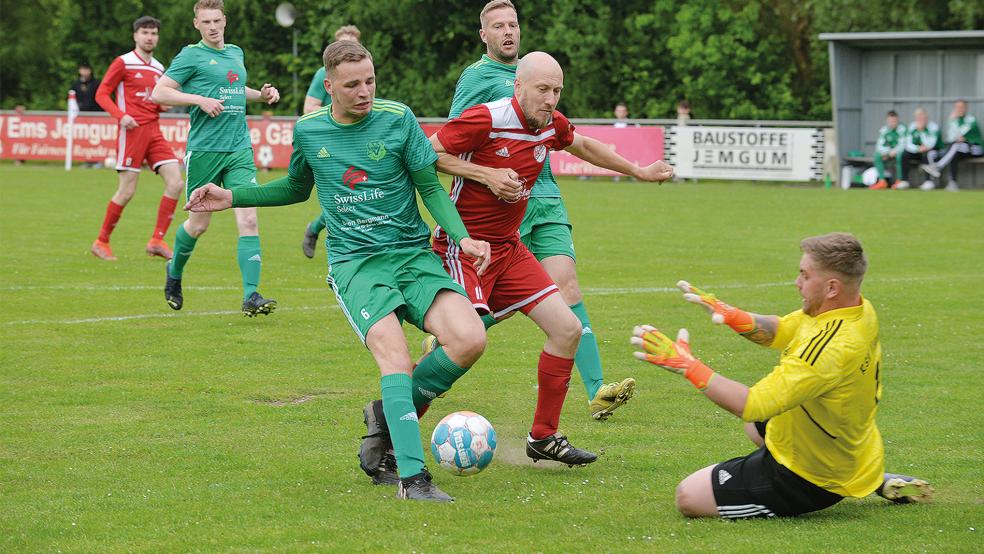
[450, 55, 561, 198]
[875, 123, 906, 156]
[306, 67, 331, 105]
[165, 41, 250, 152]
[289, 99, 441, 264]
[903, 121, 940, 154]
[945, 114, 982, 146]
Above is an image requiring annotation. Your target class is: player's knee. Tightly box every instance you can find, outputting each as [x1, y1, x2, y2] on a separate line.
[186, 220, 209, 237]
[445, 324, 486, 366]
[555, 311, 582, 350]
[238, 214, 258, 232]
[557, 275, 582, 304]
[675, 481, 702, 518]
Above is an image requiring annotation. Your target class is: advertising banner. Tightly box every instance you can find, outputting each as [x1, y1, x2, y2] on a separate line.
[667, 126, 824, 181]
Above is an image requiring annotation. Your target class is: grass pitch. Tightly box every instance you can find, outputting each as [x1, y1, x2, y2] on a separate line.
[1, 163, 982, 552]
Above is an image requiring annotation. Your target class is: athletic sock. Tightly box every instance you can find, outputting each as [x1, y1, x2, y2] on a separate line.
[570, 301, 604, 400]
[169, 224, 198, 278]
[481, 313, 498, 330]
[237, 235, 262, 300]
[411, 346, 469, 411]
[98, 200, 125, 243]
[380, 373, 426, 479]
[152, 196, 178, 240]
[309, 215, 326, 234]
[531, 351, 574, 440]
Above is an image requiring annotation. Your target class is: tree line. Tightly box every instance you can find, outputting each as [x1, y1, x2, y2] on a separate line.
[1, 0, 980, 119]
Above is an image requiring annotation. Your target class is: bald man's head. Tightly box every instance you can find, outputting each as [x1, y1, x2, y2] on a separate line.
[514, 52, 564, 129]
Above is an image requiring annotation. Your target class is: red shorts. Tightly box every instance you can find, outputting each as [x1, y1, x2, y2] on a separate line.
[433, 236, 559, 319]
[115, 123, 178, 173]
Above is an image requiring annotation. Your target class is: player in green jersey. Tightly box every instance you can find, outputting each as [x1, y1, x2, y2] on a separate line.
[185, 41, 492, 503]
[151, 0, 279, 316]
[301, 25, 361, 258]
[871, 110, 906, 190]
[437, 0, 637, 421]
[922, 99, 983, 191]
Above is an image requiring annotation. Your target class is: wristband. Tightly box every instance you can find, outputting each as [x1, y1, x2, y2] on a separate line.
[685, 360, 716, 390]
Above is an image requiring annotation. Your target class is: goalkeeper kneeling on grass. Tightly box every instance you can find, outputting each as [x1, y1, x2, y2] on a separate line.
[631, 232, 933, 519]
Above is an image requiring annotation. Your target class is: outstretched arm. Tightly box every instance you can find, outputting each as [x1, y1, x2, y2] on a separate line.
[564, 133, 674, 182]
[677, 280, 779, 346]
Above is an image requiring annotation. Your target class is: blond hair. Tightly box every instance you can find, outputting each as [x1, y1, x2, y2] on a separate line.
[323, 40, 372, 75]
[194, 0, 224, 14]
[800, 233, 868, 283]
[334, 25, 361, 42]
[480, 0, 516, 27]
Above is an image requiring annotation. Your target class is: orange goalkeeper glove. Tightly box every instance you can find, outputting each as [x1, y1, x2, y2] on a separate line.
[677, 280, 755, 334]
[630, 325, 716, 390]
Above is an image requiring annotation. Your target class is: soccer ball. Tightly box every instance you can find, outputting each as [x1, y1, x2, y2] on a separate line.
[430, 410, 497, 476]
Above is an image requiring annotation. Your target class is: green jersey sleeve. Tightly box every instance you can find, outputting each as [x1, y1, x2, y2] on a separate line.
[401, 108, 439, 172]
[411, 164, 468, 245]
[450, 70, 490, 119]
[232, 144, 314, 207]
[164, 46, 196, 86]
[306, 67, 329, 103]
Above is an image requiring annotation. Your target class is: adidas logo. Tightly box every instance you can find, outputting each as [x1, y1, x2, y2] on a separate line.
[134, 72, 143, 79]
[209, 59, 218, 65]
[417, 387, 437, 400]
[581, 325, 593, 336]
[495, 146, 510, 157]
[399, 412, 418, 422]
[317, 147, 330, 158]
[248, 254, 261, 262]
[718, 469, 732, 485]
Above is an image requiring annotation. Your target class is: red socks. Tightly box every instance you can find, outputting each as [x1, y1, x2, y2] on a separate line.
[153, 196, 178, 240]
[531, 351, 574, 440]
[98, 201, 125, 243]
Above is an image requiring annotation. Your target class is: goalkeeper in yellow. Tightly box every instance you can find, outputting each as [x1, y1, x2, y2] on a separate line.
[631, 233, 932, 519]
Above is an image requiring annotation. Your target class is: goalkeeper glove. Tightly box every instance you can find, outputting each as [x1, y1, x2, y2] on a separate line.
[630, 325, 716, 390]
[677, 280, 754, 334]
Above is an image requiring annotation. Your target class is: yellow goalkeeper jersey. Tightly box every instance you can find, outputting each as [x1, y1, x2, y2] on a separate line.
[742, 298, 884, 497]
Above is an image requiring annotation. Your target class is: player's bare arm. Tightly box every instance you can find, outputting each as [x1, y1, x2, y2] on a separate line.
[303, 96, 323, 113]
[246, 84, 279, 104]
[152, 75, 225, 117]
[429, 134, 522, 201]
[564, 133, 674, 182]
[185, 183, 232, 212]
[678, 280, 779, 346]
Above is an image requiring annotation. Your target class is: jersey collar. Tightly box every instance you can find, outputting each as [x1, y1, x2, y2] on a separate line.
[814, 297, 866, 322]
[482, 54, 518, 71]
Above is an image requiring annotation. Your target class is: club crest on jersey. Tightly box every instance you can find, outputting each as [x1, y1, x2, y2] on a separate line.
[343, 166, 369, 189]
[366, 140, 387, 161]
[226, 71, 240, 84]
[533, 144, 547, 163]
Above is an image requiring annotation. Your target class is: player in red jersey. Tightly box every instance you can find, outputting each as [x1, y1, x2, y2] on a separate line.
[91, 16, 183, 261]
[430, 52, 674, 466]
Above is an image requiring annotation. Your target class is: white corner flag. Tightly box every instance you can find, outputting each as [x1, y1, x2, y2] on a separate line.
[65, 90, 79, 171]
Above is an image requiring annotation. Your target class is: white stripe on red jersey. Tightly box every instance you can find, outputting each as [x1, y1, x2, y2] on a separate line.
[95, 50, 166, 125]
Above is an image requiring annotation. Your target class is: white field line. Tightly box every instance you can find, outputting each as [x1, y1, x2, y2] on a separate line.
[0, 273, 965, 326]
[0, 284, 327, 292]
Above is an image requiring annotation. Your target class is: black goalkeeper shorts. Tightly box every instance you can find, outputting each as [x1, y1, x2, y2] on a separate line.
[711, 446, 843, 519]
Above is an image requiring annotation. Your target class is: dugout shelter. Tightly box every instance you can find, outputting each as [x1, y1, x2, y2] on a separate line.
[821, 30, 984, 187]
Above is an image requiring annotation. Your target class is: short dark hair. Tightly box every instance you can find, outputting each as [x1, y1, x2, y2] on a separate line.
[887, 110, 898, 118]
[800, 232, 867, 283]
[133, 16, 161, 32]
[323, 40, 372, 75]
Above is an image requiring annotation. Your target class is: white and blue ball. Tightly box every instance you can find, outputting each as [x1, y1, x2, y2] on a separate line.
[430, 411, 497, 476]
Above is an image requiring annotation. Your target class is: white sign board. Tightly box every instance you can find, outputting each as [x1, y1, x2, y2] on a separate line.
[668, 126, 824, 181]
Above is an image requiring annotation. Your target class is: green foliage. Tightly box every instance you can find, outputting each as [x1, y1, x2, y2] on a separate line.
[1, 1, 981, 118]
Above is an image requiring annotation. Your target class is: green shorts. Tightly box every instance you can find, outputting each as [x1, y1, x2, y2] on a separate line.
[184, 148, 257, 197]
[326, 247, 467, 343]
[519, 197, 576, 261]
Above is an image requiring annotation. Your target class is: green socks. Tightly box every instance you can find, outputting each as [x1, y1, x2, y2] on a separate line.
[169, 224, 198, 278]
[411, 346, 469, 410]
[381, 373, 425, 479]
[309, 215, 326, 234]
[570, 301, 604, 400]
[237, 235, 262, 300]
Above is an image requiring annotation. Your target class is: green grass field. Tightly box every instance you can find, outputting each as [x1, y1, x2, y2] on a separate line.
[1, 163, 982, 552]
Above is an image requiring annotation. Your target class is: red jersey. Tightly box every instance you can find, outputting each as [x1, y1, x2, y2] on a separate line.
[435, 97, 575, 242]
[95, 50, 165, 125]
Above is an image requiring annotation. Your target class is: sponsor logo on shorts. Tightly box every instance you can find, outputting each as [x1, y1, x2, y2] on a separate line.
[718, 469, 732, 485]
[366, 140, 387, 161]
[533, 144, 547, 163]
[343, 166, 368, 189]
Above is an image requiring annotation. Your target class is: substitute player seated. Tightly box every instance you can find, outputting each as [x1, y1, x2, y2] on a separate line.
[631, 233, 932, 518]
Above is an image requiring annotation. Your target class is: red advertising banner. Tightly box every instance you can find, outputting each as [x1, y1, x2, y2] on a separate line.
[0, 112, 664, 174]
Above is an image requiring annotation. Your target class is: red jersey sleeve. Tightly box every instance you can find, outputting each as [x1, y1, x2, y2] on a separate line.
[95, 57, 126, 120]
[551, 111, 576, 150]
[436, 104, 492, 155]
